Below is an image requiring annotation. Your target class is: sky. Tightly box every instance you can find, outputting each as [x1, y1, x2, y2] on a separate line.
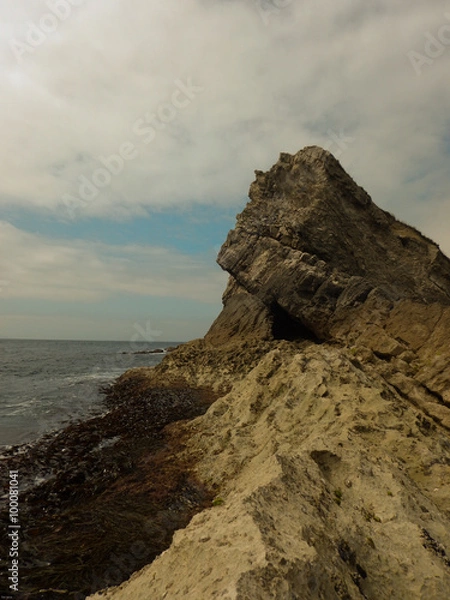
[0, 0, 449, 342]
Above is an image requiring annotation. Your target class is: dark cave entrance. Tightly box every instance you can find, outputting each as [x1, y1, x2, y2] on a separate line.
[271, 303, 319, 342]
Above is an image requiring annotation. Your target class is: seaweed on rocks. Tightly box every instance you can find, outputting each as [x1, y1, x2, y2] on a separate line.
[0, 379, 218, 599]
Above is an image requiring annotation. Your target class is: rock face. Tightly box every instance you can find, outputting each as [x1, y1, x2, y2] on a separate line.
[89, 147, 450, 600]
[208, 145, 450, 342]
[206, 146, 450, 422]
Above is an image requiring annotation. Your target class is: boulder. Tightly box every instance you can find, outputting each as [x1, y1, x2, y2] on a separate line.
[208, 146, 450, 344]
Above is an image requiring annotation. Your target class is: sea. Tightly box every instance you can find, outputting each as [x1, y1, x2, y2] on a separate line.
[0, 339, 175, 450]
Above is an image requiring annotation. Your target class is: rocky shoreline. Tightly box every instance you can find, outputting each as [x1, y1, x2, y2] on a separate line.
[0, 377, 219, 599]
[87, 147, 450, 600]
[88, 338, 450, 600]
[3, 146, 450, 599]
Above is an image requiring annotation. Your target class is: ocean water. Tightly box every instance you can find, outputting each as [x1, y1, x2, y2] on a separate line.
[0, 339, 174, 449]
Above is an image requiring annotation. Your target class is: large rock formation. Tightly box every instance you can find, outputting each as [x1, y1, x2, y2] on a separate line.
[89, 147, 450, 600]
[209, 147, 450, 341]
[205, 146, 450, 424]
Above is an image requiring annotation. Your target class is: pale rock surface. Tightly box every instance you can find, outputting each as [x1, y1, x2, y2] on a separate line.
[90, 343, 450, 600]
[89, 148, 450, 600]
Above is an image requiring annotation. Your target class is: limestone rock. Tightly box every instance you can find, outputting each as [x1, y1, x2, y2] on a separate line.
[207, 145, 450, 431]
[89, 344, 450, 600]
[211, 146, 450, 343]
[88, 147, 450, 600]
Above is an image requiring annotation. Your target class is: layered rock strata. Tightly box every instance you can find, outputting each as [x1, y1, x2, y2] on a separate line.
[89, 147, 450, 600]
[206, 146, 450, 427]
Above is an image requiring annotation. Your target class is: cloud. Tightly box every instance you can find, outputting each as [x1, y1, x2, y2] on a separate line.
[0, 0, 447, 244]
[0, 313, 215, 343]
[0, 220, 227, 303]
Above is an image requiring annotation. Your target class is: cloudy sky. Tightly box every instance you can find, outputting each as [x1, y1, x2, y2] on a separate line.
[0, 0, 449, 341]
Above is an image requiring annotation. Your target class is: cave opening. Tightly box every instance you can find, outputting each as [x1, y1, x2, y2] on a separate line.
[271, 303, 319, 342]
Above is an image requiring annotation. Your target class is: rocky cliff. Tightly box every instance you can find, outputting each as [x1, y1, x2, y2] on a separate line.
[89, 147, 450, 600]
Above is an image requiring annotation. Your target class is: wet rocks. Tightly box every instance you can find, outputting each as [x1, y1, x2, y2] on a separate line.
[0, 383, 217, 599]
[5, 146, 450, 600]
[86, 146, 450, 600]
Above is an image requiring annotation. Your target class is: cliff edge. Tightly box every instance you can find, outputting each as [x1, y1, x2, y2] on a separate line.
[90, 147, 450, 600]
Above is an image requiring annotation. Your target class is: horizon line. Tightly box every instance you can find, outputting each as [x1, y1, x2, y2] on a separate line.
[0, 337, 186, 343]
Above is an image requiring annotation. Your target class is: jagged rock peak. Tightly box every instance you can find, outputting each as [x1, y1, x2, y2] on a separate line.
[251, 145, 372, 211]
[207, 145, 450, 345]
[88, 147, 450, 600]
